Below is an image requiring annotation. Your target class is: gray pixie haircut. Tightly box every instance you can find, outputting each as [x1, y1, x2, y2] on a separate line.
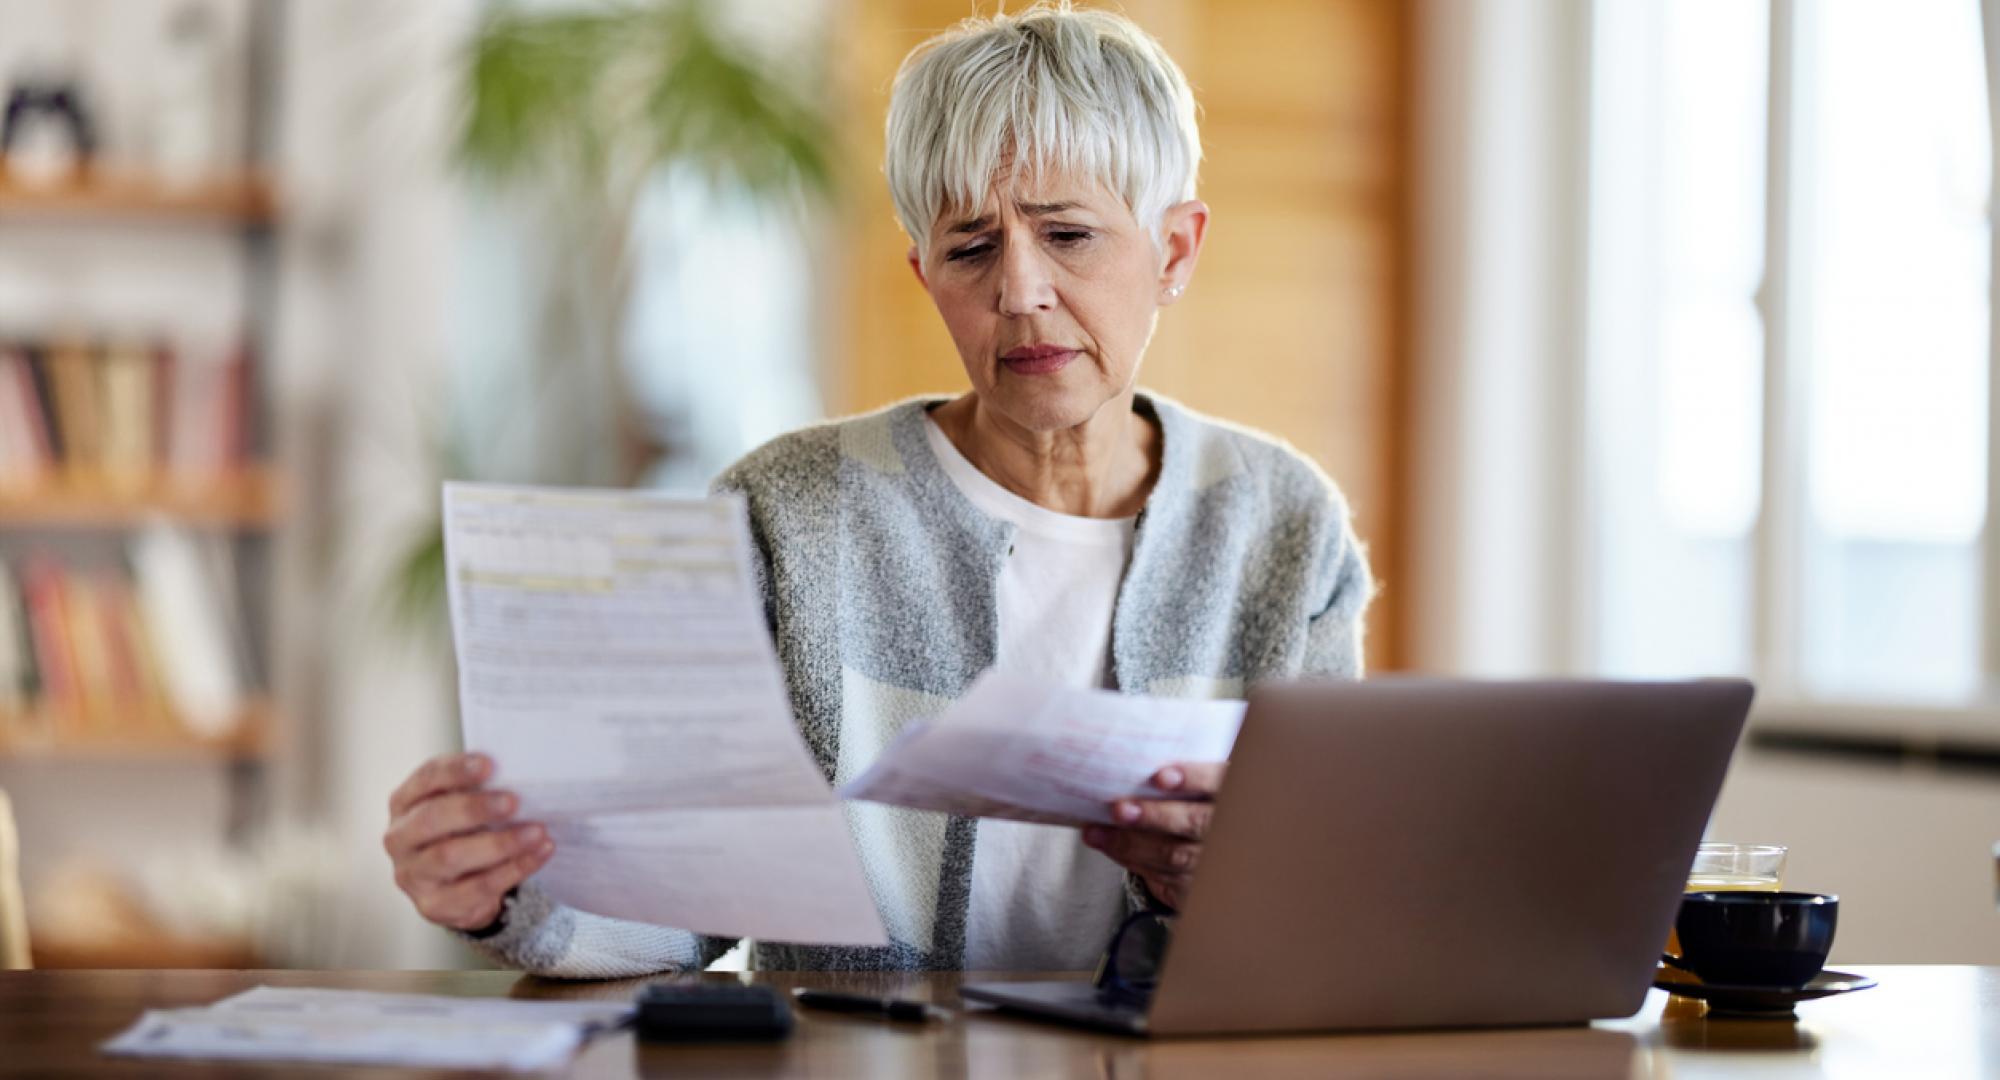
[884, 2, 1202, 255]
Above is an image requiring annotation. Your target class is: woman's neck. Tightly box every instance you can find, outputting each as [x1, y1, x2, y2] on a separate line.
[931, 391, 1160, 518]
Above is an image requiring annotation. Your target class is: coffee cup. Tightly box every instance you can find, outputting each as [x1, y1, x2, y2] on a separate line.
[1665, 891, 1838, 989]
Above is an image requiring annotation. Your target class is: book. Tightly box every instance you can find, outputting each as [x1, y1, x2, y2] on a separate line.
[165, 339, 236, 484]
[0, 350, 33, 486]
[46, 341, 103, 476]
[23, 346, 63, 463]
[0, 346, 55, 482]
[0, 562, 29, 714]
[130, 525, 245, 737]
[95, 576, 148, 713]
[0, 336, 253, 487]
[63, 573, 114, 730]
[99, 341, 156, 491]
[20, 558, 78, 731]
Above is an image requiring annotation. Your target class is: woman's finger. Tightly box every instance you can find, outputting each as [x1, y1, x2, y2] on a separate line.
[385, 789, 518, 860]
[409, 823, 548, 885]
[1140, 872, 1194, 908]
[1109, 797, 1212, 840]
[421, 840, 556, 931]
[389, 753, 491, 819]
[1151, 761, 1227, 797]
[1085, 826, 1200, 879]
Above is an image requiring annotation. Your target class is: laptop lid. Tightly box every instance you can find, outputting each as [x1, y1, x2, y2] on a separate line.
[1143, 677, 1752, 1037]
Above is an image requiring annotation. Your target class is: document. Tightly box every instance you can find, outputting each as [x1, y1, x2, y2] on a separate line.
[102, 986, 635, 1072]
[208, 986, 634, 1028]
[442, 482, 886, 947]
[839, 671, 1246, 827]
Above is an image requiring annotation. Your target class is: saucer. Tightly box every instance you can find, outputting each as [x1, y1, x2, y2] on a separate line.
[1652, 965, 1878, 1019]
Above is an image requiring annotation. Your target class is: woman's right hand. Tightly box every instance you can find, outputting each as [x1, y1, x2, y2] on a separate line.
[384, 752, 555, 931]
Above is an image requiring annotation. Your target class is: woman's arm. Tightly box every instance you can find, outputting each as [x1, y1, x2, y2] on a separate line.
[461, 883, 739, 979]
[1302, 523, 1373, 678]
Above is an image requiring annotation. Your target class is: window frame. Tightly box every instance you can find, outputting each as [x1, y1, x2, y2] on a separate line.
[1591, 0, 2000, 718]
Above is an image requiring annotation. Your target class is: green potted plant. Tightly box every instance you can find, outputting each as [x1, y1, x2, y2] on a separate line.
[387, 0, 836, 633]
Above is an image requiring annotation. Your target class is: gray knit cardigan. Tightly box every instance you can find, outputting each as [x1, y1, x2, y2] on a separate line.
[467, 392, 1373, 977]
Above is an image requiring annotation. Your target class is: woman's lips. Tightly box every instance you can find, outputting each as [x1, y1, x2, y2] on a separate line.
[1000, 346, 1079, 375]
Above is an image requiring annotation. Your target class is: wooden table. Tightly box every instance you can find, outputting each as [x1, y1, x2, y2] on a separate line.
[2, 966, 1993, 1078]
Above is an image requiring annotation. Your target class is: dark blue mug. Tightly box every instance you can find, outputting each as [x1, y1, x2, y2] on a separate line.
[1664, 891, 1838, 989]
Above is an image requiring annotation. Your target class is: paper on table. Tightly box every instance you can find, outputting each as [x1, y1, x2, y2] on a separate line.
[210, 986, 634, 1030]
[101, 985, 638, 1072]
[839, 670, 1247, 826]
[443, 484, 832, 820]
[442, 482, 887, 947]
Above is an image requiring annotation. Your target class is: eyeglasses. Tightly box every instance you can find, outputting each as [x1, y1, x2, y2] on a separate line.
[1091, 910, 1175, 1003]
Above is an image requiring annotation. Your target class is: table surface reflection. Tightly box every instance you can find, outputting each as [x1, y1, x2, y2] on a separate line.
[1, 965, 1991, 1078]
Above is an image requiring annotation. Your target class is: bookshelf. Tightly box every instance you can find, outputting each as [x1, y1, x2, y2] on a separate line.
[0, 170, 278, 225]
[0, 0, 290, 970]
[0, 699, 271, 761]
[0, 468, 283, 528]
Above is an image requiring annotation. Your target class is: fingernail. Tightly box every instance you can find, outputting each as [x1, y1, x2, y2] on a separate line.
[1083, 827, 1106, 847]
[517, 824, 545, 843]
[1158, 767, 1184, 790]
[1116, 802, 1141, 823]
[537, 839, 555, 856]
[488, 793, 514, 814]
[463, 755, 487, 778]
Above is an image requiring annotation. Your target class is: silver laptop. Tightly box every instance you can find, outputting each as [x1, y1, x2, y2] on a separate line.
[960, 677, 1753, 1037]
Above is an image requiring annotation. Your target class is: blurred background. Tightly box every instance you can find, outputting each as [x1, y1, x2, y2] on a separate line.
[0, 0, 1991, 971]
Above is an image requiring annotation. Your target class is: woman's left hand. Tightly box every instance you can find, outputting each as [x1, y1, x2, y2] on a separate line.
[1081, 761, 1227, 911]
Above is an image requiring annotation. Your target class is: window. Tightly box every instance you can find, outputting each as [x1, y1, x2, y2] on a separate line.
[1587, 0, 1993, 704]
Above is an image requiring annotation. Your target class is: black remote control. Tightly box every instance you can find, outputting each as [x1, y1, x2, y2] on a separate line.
[634, 982, 794, 1042]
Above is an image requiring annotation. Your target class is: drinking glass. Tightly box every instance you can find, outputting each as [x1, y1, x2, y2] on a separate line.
[1686, 842, 1788, 894]
[1663, 843, 1787, 1014]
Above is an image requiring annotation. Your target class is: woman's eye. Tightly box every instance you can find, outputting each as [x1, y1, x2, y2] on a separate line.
[1048, 229, 1093, 246]
[946, 243, 993, 263]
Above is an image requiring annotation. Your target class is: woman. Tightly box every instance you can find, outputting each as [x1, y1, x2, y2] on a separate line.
[384, 2, 1372, 978]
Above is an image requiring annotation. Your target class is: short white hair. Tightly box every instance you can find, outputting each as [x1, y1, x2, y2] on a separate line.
[884, 2, 1202, 254]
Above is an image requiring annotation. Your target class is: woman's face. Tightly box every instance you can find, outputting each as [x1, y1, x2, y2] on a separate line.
[910, 172, 1205, 433]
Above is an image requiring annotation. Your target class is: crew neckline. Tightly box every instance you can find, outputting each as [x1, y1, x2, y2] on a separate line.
[921, 413, 1135, 544]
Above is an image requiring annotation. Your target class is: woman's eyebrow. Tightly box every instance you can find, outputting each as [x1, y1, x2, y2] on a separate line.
[943, 201, 1086, 236]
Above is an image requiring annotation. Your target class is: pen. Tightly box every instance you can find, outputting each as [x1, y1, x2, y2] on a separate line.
[790, 988, 953, 1023]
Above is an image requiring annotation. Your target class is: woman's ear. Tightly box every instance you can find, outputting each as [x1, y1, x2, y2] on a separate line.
[1157, 199, 1209, 304]
[907, 245, 929, 289]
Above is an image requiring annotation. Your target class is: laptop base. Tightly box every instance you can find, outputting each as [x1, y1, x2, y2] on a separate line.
[959, 980, 1150, 1035]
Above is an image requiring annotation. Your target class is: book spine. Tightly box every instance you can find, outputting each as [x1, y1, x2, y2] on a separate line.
[0, 561, 28, 714]
[98, 341, 154, 490]
[47, 342, 103, 477]
[20, 559, 78, 732]
[0, 351, 28, 485]
[151, 343, 176, 471]
[131, 526, 243, 736]
[23, 346, 64, 465]
[62, 575, 113, 731]
[96, 577, 144, 711]
[0, 347, 56, 481]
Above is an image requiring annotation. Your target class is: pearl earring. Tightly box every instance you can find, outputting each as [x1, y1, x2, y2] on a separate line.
[1165, 285, 1185, 299]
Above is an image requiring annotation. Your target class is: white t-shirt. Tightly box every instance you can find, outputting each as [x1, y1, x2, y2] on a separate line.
[923, 414, 1136, 971]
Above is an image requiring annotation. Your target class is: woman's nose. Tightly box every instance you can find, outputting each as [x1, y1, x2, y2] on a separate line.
[996, 243, 1058, 316]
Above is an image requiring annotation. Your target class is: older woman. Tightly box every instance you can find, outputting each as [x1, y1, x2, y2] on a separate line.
[384, 2, 1371, 978]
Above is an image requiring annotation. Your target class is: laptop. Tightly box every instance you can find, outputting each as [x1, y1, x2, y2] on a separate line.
[960, 677, 1753, 1037]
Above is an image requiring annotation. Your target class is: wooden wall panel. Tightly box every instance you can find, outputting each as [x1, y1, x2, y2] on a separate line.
[825, 1, 1410, 670]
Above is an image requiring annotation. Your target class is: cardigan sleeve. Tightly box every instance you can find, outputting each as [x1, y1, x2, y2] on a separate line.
[1300, 514, 1374, 679]
[461, 884, 740, 979]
